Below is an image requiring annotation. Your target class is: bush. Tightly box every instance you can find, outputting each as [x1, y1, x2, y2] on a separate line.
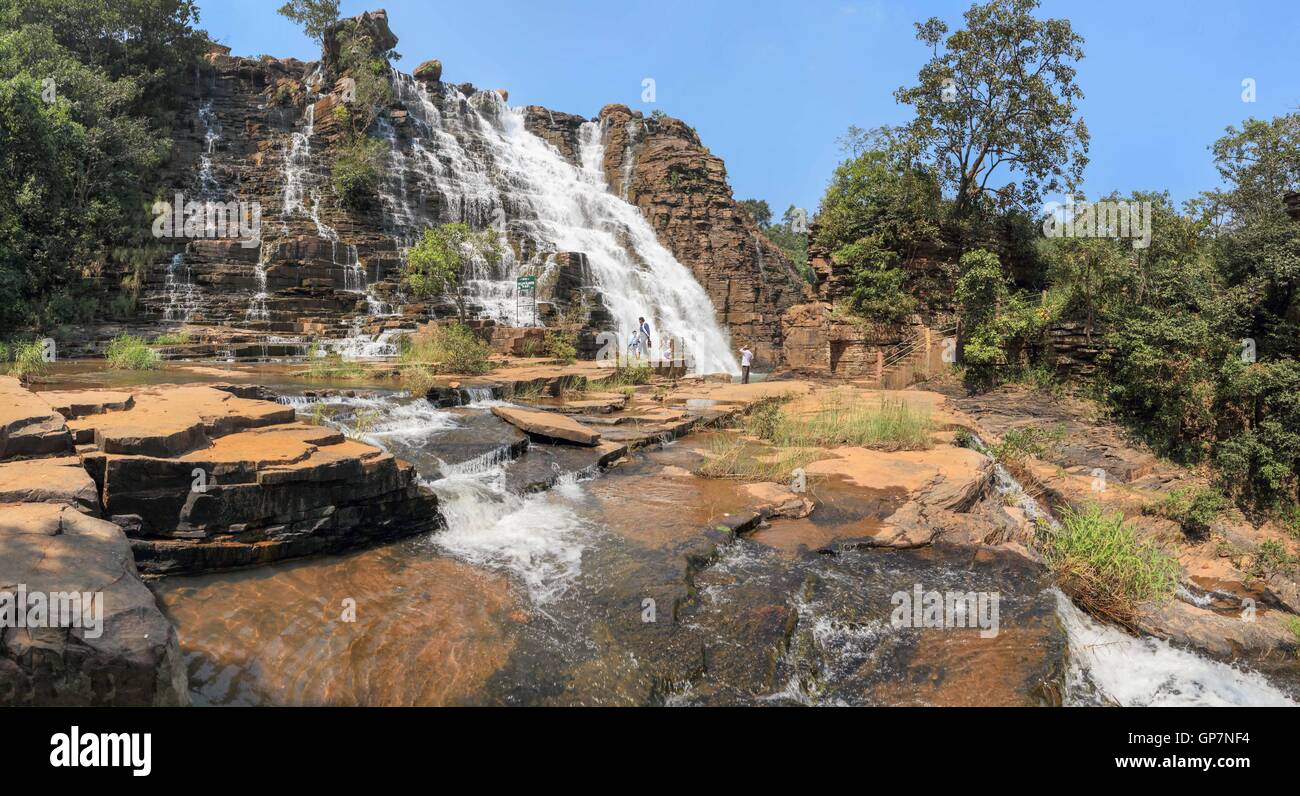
[544, 331, 577, 364]
[332, 137, 386, 209]
[607, 363, 652, 386]
[1041, 505, 1179, 626]
[104, 334, 159, 370]
[991, 426, 1067, 463]
[1142, 487, 1229, 536]
[401, 323, 492, 375]
[152, 331, 191, 345]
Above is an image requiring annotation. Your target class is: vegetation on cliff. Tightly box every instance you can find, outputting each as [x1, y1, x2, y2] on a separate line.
[0, 0, 208, 336]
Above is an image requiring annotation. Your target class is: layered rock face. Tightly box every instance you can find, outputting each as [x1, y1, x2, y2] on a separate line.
[0, 377, 188, 706]
[88, 9, 810, 369]
[590, 105, 810, 365]
[55, 384, 441, 575]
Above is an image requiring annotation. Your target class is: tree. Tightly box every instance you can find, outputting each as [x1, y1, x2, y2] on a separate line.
[894, 0, 1088, 216]
[738, 199, 772, 228]
[277, 0, 340, 45]
[404, 223, 502, 322]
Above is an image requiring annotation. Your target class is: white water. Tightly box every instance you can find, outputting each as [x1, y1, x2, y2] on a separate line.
[382, 74, 740, 375]
[972, 433, 1293, 706]
[163, 253, 198, 323]
[426, 465, 592, 605]
[1054, 591, 1295, 706]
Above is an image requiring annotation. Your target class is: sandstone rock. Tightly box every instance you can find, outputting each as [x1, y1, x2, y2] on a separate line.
[0, 377, 74, 461]
[0, 503, 188, 706]
[492, 406, 600, 446]
[0, 458, 100, 514]
[414, 58, 442, 82]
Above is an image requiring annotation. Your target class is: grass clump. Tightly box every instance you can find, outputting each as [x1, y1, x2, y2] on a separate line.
[105, 334, 160, 371]
[1039, 505, 1179, 626]
[306, 343, 367, 381]
[990, 425, 1067, 463]
[1142, 486, 1228, 536]
[606, 363, 652, 387]
[4, 339, 50, 380]
[757, 394, 936, 451]
[152, 330, 192, 346]
[695, 434, 820, 482]
[400, 323, 492, 376]
[1247, 539, 1297, 580]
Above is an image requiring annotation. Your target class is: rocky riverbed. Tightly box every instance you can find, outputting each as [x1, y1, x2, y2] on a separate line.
[4, 363, 1299, 706]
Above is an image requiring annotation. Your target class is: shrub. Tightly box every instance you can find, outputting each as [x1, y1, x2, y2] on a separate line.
[332, 137, 387, 209]
[1142, 487, 1229, 536]
[1041, 505, 1179, 626]
[105, 334, 159, 370]
[1247, 539, 1297, 579]
[401, 322, 492, 375]
[607, 363, 652, 386]
[544, 330, 577, 364]
[306, 343, 366, 381]
[991, 426, 1067, 463]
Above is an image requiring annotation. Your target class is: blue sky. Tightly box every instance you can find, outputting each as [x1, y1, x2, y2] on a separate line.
[197, 0, 1300, 215]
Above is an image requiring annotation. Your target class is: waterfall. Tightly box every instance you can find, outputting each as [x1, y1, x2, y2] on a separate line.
[381, 74, 740, 375]
[163, 253, 198, 323]
[970, 433, 1293, 705]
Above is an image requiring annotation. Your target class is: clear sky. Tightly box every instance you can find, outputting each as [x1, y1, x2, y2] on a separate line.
[196, 0, 1300, 216]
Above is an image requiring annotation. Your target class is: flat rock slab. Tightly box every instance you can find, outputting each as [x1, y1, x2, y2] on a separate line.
[36, 389, 134, 419]
[67, 385, 295, 457]
[492, 406, 600, 446]
[504, 440, 627, 493]
[0, 458, 100, 514]
[0, 376, 74, 461]
[0, 503, 188, 706]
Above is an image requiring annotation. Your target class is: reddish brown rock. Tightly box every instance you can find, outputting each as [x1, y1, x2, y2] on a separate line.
[0, 377, 74, 461]
[492, 406, 601, 446]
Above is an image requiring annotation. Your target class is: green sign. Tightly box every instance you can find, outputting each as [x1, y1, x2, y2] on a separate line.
[516, 275, 536, 289]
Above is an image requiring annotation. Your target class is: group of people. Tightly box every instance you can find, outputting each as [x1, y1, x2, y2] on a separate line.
[628, 315, 755, 384]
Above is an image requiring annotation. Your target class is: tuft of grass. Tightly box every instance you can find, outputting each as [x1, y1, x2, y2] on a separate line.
[758, 394, 936, 452]
[398, 363, 438, 396]
[991, 425, 1067, 463]
[306, 343, 367, 381]
[5, 339, 50, 380]
[512, 381, 547, 403]
[1142, 487, 1229, 536]
[400, 322, 492, 376]
[152, 330, 192, 346]
[1039, 505, 1179, 627]
[695, 434, 820, 483]
[606, 363, 652, 387]
[105, 334, 160, 371]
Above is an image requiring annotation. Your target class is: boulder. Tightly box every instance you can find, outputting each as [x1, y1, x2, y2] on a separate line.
[0, 458, 100, 514]
[0, 503, 189, 706]
[492, 406, 600, 446]
[414, 58, 442, 82]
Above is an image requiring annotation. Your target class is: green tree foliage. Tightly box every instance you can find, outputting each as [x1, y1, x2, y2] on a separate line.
[739, 199, 812, 282]
[404, 223, 502, 322]
[277, 0, 340, 45]
[0, 0, 207, 334]
[894, 0, 1088, 215]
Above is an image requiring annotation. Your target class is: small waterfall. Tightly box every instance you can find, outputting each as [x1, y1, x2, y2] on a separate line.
[163, 253, 198, 322]
[196, 100, 223, 201]
[1054, 590, 1294, 706]
[970, 433, 1293, 705]
[245, 240, 271, 322]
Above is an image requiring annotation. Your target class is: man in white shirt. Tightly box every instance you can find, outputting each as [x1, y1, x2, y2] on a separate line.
[739, 345, 753, 384]
[637, 317, 652, 360]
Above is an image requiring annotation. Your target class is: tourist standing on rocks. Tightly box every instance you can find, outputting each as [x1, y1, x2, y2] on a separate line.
[740, 345, 753, 384]
[638, 317, 652, 360]
[628, 324, 642, 360]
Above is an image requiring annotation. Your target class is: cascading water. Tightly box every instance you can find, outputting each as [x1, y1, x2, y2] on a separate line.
[163, 253, 199, 322]
[381, 73, 740, 375]
[968, 433, 1295, 706]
